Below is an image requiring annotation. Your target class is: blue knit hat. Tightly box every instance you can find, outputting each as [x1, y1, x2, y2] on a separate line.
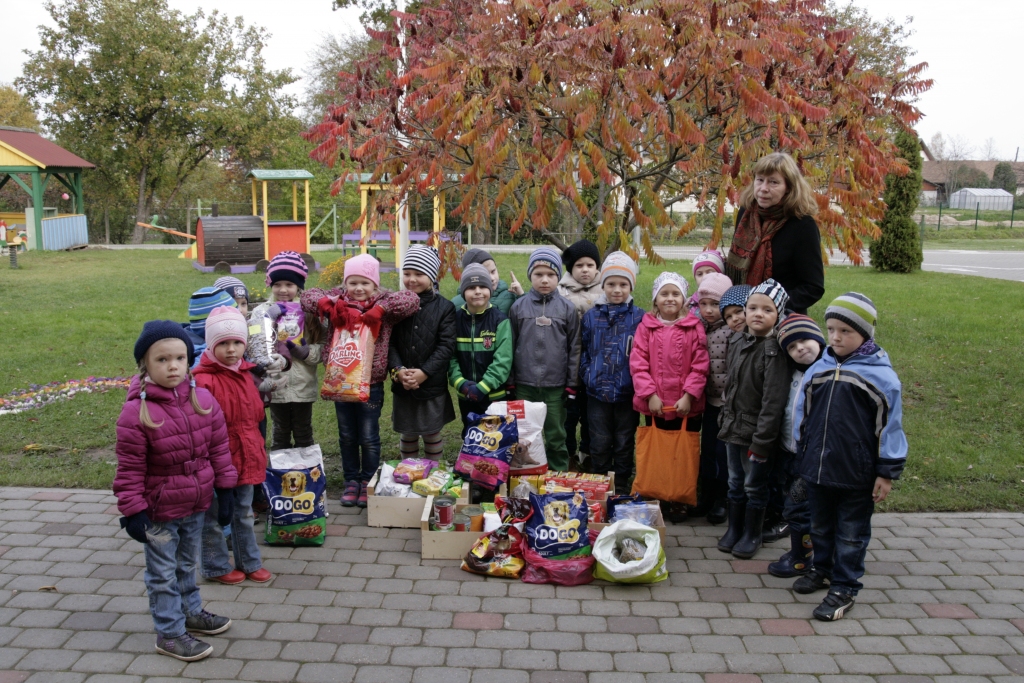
[719, 284, 752, 316]
[189, 287, 236, 339]
[134, 320, 196, 366]
[528, 247, 562, 278]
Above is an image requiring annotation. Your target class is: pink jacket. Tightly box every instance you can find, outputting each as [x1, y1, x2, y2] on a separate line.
[630, 312, 710, 417]
[113, 376, 237, 523]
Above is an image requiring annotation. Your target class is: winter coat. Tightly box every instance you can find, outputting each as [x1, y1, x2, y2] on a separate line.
[629, 312, 709, 417]
[781, 366, 806, 454]
[580, 300, 645, 404]
[180, 323, 206, 370]
[193, 352, 268, 486]
[558, 272, 604, 318]
[717, 331, 790, 458]
[389, 290, 457, 400]
[113, 376, 238, 523]
[449, 303, 514, 400]
[508, 289, 581, 388]
[451, 279, 520, 315]
[704, 319, 732, 407]
[794, 346, 908, 490]
[733, 209, 825, 314]
[250, 299, 325, 404]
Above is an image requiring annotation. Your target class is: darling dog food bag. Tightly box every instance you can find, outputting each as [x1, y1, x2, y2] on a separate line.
[263, 445, 328, 546]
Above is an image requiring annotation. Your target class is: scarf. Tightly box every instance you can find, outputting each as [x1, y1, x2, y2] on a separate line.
[726, 204, 787, 286]
[202, 348, 242, 373]
[835, 338, 880, 364]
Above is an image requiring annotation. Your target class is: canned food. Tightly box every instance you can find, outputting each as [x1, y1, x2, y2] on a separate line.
[433, 497, 455, 526]
[462, 505, 484, 532]
[453, 513, 470, 531]
[431, 521, 454, 532]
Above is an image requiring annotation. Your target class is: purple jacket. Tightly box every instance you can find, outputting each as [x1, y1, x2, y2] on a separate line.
[114, 376, 237, 523]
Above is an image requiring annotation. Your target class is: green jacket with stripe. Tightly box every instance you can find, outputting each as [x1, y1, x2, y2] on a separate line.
[448, 303, 514, 400]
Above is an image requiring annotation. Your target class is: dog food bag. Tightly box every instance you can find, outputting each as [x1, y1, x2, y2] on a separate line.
[412, 469, 453, 497]
[263, 445, 328, 546]
[486, 400, 547, 473]
[321, 322, 375, 403]
[461, 524, 526, 579]
[455, 413, 519, 491]
[524, 491, 592, 559]
[393, 458, 436, 485]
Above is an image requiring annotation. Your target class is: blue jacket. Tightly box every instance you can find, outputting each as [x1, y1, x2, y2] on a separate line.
[580, 300, 645, 404]
[793, 345, 908, 490]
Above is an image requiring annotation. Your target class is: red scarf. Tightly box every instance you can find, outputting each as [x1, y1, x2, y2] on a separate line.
[726, 204, 786, 286]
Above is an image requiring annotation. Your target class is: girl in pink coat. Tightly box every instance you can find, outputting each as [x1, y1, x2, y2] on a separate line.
[114, 321, 238, 663]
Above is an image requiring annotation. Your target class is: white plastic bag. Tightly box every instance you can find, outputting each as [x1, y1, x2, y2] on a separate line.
[486, 400, 547, 471]
[375, 463, 416, 498]
[592, 520, 668, 584]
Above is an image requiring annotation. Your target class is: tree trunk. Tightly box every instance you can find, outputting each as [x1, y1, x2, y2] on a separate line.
[131, 165, 149, 244]
[540, 229, 567, 251]
[104, 205, 110, 245]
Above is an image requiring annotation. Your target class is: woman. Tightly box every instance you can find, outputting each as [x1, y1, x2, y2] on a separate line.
[727, 153, 825, 314]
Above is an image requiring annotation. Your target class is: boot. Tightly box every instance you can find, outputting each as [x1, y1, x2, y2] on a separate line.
[762, 508, 789, 543]
[768, 531, 812, 578]
[717, 501, 745, 553]
[706, 481, 728, 525]
[731, 506, 766, 559]
[689, 477, 716, 518]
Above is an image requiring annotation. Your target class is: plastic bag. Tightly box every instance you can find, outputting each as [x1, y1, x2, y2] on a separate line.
[520, 544, 595, 585]
[412, 469, 453, 497]
[275, 302, 306, 343]
[617, 537, 647, 564]
[613, 501, 658, 526]
[486, 400, 547, 473]
[592, 520, 668, 584]
[393, 458, 436, 484]
[321, 322, 375, 402]
[375, 463, 415, 498]
[461, 524, 526, 578]
[495, 496, 533, 525]
[263, 445, 327, 546]
[455, 414, 518, 491]
[524, 491, 592, 559]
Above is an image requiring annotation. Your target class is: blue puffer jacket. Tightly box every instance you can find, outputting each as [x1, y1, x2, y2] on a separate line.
[793, 345, 908, 490]
[580, 300, 645, 404]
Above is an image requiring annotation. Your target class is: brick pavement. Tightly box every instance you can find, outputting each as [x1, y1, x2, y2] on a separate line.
[0, 487, 1022, 682]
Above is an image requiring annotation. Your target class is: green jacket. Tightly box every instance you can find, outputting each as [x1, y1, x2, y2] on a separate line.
[448, 303, 514, 399]
[450, 279, 519, 315]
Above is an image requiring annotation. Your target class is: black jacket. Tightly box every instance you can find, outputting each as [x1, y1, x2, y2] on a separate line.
[717, 331, 791, 458]
[388, 290, 457, 400]
[734, 209, 825, 314]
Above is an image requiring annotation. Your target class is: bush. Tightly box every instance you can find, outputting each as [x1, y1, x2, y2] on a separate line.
[872, 131, 923, 272]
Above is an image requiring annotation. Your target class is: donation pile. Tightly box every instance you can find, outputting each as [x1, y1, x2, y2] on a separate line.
[262, 445, 328, 546]
[374, 459, 464, 500]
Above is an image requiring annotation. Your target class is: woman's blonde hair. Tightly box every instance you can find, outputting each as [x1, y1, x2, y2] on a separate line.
[739, 152, 819, 218]
[137, 357, 211, 430]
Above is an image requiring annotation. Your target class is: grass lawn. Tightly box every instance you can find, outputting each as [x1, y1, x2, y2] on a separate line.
[1, 248, 1022, 512]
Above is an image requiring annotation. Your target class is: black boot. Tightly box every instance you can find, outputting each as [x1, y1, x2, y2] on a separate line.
[768, 530, 812, 578]
[731, 506, 766, 559]
[717, 501, 745, 553]
[689, 478, 715, 518]
[706, 481, 728, 525]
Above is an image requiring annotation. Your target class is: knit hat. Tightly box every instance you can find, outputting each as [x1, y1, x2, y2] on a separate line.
[598, 251, 637, 290]
[651, 272, 688, 301]
[205, 306, 248, 351]
[459, 263, 494, 296]
[343, 254, 380, 287]
[692, 250, 725, 276]
[719, 284, 753, 315]
[695, 272, 733, 303]
[134, 320, 196, 367]
[528, 246, 563, 278]
[748, 278, 789, 316]
[189, 287, 236, 338]
[213, 276, 248, 302]
[402, 245, 442, 283]
[562, 239, 601, 271]
[777, 314, 826, 351]
[461, 248, 494, 268]
[825, 292, 877, 340]
[265, 250, 308, 289]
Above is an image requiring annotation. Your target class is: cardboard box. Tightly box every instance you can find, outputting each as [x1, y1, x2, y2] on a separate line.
[499, 471, 615, 499]
[366, 474, 468, 529]
[419, 496, 486, 560]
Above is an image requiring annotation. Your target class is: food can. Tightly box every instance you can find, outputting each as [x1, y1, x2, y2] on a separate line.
[463, 505, 484, 532]
[433, 497, 455, 527]
[431, 520, 454, 532]
[453, 513, 470, 532]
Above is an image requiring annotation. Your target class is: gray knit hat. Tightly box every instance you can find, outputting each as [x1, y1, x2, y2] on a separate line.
[825, 292, 877, 340]
[459, 263, 494, 296]
[461, 248, 493, 268]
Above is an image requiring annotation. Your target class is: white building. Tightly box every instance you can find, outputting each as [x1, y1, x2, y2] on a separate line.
[947, 188, 1014, 211]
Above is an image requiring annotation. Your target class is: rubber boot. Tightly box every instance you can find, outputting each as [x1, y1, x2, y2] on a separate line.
[768, 530, 813, 578]
[731, 506, 766, 559]
[717, 501, 745, 553]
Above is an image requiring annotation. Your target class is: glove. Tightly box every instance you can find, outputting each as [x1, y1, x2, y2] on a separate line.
[265, 353, 288, 373]
[258, 374, 288, 393]
[266, 304, 283, 321]
[463, 381, 487, 403]
[565, 387, 577, 402]
[287, 339, 310, 360]
[360, 305, 385, 337]
[748, 449, 768, 465]
[215, 489, 234, 527]
[120, 512, 151, 544]
[333, 300, 362, 331]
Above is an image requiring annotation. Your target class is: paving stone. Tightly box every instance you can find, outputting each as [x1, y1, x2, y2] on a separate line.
[923, 604, 979, 619]
[607, 616, 659, 634]
[889, 654, 954, 674]
[452, 612, 502, 630]
[316, 625, 370, 644]
[945, 654, 1013, 675]
[528, 673, 586, 683]
[668, 652, 728, 673]
[780, 653, 841, 674]
[238, 660, 301, 682]
[295, 662, 357, 683]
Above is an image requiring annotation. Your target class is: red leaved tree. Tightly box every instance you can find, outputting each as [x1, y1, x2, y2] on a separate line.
[306, 0, 931, 263]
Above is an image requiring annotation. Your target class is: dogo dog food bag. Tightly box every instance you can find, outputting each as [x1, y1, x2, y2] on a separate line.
[525, 491, 592, 559]
[485, 400, 547, 473]
[455, 413, 519, 490]
[263, 445, 328, 546]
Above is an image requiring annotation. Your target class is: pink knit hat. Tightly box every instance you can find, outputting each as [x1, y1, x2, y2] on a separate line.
[695, 272, 733, 303]
[343, 254, 380, 287]
[205, 306, 248, 350]
[692, 250, 725, 276]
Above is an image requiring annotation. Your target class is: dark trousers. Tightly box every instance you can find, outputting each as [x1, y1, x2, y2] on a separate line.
[726, 442, 772, 509]
[269, 402, 314, 451]
[808, 482, 874, 596]
[458, 397, 493, 439]
[699, 405, 729, 483]
[588, 397, 639, 491]
[771, 448, 810, 534]
[335, 382, 384, 483]
[565, 388, 590, 458]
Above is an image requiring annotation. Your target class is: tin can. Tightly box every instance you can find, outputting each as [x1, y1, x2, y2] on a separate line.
[431, 521, 454, 532]
[462, 505, 484, 531]
[433, 497, 455, 527]
[453, 513, 470, 532]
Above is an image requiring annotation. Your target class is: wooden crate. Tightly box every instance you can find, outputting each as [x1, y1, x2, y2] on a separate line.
[365, 473, 468, 529]
[419, 496, 485, 560]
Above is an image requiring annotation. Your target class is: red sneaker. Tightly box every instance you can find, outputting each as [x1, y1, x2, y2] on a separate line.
[207, 569, 245, 585]
[245, 568, 273, 583]
[357, 481, 368, 508]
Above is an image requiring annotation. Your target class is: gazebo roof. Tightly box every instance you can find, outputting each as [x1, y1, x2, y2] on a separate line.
[0, 126, 95, 169]
[247, 169, 314, 181]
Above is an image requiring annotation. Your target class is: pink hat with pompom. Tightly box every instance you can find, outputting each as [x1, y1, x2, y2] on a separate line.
[343, 254, 380, 287]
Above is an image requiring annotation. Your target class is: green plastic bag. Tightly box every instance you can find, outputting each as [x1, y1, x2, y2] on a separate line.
[592, 520, 668, 584]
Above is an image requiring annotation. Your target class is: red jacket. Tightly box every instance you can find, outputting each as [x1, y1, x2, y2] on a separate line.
[629, 312, 710, 417]
[114, 376, 237, 523]
[193, 352, 268, 486]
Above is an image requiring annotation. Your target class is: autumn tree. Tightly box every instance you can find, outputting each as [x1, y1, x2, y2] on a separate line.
[870, 130, 922, 273]
[0, 84, 40, 130]
[992, 162, 1017, 195]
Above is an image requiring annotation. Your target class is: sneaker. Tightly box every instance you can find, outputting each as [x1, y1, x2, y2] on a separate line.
[185, 609, 232, 635]
[206, 569, 245, 585]
[245, 568, 273, 583]
[793, 568, 831, 594]
[155, 632, 213, 661]
[357, 481, 368, 508]
[762, 521, 790, 544]
[813, 590, 855, 621]
[341, 481, 359, 507]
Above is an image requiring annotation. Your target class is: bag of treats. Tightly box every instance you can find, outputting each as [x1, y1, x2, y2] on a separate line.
[275, 302, 306, 344]
[393, 458, 436, 484]
[524, 491, 592, 559]
[486, 400, 547, 473]
[455, 413, 518, 491]
[263, 445, 328, 546]
[461, 524, 526, 579]
[412, 469, 454, 497]
[320, 322, 375, 403]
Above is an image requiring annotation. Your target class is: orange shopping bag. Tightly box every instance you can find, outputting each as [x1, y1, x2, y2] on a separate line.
[631, 424, 700, 505]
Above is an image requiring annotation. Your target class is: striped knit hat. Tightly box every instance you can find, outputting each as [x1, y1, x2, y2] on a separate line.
[825, 292, 876, 340]
[719, 284, 752, 316]
[189, 286, 237, 338]
[695, 272, 732, 303]
[213, 276, 248, 302]
[692, 250, 725, 276]
[403, 245, 442, 283]
[777, 314, 826, 351]
[528, 246, 563, 278]
[599, 251, 638, 290]
[265, 251, 308, 288]
[749, 278, 789, 316]
[652, 272, 688, 301]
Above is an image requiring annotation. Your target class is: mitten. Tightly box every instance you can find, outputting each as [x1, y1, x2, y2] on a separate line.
[465, 382, 487, 403]
[564, 387, 577, 401]
[333, 300, 362, 331]
[360, 305, 385, 337]
[747, 449, 768, 465]
[316, 296, 336, 322]
[119, 512, 151, 544]
[287, 339, 310, 360]
[215, 489, 235, 527]
[265, 353, 288, 373]
[258, 374, 288, 393]
[266, 304, 283, 321]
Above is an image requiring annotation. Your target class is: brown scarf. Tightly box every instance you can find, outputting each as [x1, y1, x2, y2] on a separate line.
[726, 204, 787, 286]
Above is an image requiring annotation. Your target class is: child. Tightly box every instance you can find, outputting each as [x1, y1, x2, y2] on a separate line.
[183, 287, 237, 365]
[688, 250, 726, 312]
[580, 252, 644, 489]
[630, 272, 709, 507]
[303, 254, 420, 506]
[193, 307, 272, 585]
[508, 246, 581, 472]
[389, 245, 457, 461]
[450, 248, 523, 314]
[113, 321, 237, 662]
[257, 251, 325, 451]
[214, 276, 250, 316]
[719, 284, 752, 334]
[558, 239, 603, 470]
[791, 293, 907, 621]
[716, 279, 791, 559]
[767, 313, 825, 579]
[692, 272, 733, 524]
[449, 262, 513, 436]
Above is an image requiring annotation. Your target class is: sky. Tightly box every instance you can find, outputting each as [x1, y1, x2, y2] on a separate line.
[1, 0, 1021, 161]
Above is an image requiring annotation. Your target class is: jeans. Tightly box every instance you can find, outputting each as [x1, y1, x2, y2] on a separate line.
[517, 385, 568, 472]
[335, 382, 385, 482]
[201, 486, 262, 578]
[565, 388, 591, 458]
[269, 402, 314, 450]
[808, 482, 874, 596]
[774, 449, 810, 535]
[588, 398, 640, 488]
[458, 396, 493, 439]
[700, 405, 729, 483]
[143, 511, 205, 638]
[726, 442, 772, 509]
